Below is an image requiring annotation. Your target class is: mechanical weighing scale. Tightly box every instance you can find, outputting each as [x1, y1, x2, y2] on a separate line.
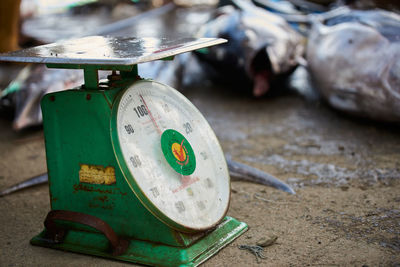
[0, 36, 248, 266]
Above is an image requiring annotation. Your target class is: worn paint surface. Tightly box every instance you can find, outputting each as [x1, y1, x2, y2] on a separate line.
[1, 71, 399, 266]
[30, 60, 247, 265]
[79, 165, 116, 185]
[40, 75, 193, 246]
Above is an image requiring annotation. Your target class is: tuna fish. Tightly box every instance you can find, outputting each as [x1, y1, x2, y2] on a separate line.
[195, 0, 305, 97]
[2, 64, 83, 131]
[0, 158, 295, 197]
[306, 10, 400, 121]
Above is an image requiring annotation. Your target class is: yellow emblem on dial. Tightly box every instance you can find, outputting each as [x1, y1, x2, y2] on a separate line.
[171, 141, 187, 163]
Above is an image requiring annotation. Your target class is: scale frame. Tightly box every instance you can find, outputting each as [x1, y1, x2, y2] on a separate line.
[0, 36, 247, 266]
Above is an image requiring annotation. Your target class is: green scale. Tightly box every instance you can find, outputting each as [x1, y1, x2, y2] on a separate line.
[0, 36, 247, 266]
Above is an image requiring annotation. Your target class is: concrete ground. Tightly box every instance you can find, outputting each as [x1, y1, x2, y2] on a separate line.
[1, 3, 400, 265]
[1, 79, 399, 266]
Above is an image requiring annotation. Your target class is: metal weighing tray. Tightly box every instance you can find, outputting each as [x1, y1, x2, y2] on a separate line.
[0, 36, 226, 65]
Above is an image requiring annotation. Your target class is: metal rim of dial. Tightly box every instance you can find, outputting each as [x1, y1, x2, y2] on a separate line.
[110, 80, 230, 233]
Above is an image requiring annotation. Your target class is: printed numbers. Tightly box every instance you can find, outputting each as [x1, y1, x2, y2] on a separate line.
[162, 103, 170, 113]
[183, 122, 193, 134]
[150, 187, 160, 198]
[205, 178, 213, 188]
[133, 105, 148, 118]
[130, 155, 141, 168]
[197, 201, 206, 211]
[124, 124, 134, 134]
[175, 201, 185, 213]
[200, 151, 208, 160]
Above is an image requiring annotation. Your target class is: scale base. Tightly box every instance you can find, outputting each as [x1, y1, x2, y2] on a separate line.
[31, 216, 247, 267]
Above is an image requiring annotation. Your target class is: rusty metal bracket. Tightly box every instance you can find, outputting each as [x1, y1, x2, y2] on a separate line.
[44, 210, 129, 256]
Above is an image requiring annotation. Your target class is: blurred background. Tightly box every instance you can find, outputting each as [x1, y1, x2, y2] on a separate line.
[0, 0, 399, 266]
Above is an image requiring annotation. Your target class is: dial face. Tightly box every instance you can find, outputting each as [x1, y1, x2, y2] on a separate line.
[111, 80, 230, 232]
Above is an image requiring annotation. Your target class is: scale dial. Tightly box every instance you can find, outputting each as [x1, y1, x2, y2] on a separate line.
[111, 80, 230, 232]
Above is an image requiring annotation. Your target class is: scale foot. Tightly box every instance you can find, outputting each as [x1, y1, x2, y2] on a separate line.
[31, 216, 247, 266]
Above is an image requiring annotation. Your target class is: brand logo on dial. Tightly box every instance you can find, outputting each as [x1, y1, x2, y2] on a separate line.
[161, 129, 196, 175]
[171, 141, 188, 164]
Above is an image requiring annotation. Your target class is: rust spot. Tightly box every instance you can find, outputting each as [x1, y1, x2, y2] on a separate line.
[50, 95, 55, 102]
[88, 196, 115, 210]
[172, 229, 185, 245]
[94, 195, 108, 203]
[86, 94, 91, 100]
[88, 202, 114, 210]
[171, 229, 205, 246]
[72, 183, 127, 196]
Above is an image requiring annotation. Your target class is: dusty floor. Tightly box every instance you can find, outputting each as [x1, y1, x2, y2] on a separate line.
[0, 79, 399, 266]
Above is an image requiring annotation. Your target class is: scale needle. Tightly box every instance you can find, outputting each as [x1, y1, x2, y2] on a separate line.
[140, 94, 198, 192]
[139, 94, 162, 135]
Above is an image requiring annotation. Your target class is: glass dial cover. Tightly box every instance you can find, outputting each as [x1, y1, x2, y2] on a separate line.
[111, 80, 230, 232]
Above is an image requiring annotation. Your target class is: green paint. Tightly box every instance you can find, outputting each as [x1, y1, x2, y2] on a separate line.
[39, 83, 196, 246]
[161, 129, 196, 176]
[31, 61, 247, 266]
[83, 65, 99, 89]
[46, 63, 137, 90]
[31, 216, 247, 267]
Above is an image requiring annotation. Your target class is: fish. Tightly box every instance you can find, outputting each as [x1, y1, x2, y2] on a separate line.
[194, 0, 305, 97]
[1, 3, 175, 131]
[0, 173, 48, 197]
[306, 9, 400, 122]
[0, 159, 295, 197]
[227, 158, 295, 194]
[1, 64, 84, 131]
